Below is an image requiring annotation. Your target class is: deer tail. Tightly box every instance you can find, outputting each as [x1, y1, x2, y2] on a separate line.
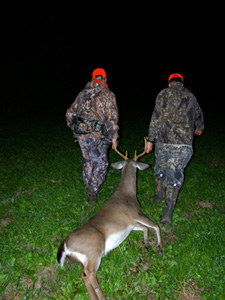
[57, 242, 67, 268]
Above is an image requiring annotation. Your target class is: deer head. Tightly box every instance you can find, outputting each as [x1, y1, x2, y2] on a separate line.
[112, 137, 150, 171]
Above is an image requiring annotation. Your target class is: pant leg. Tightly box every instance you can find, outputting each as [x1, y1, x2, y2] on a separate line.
[154, 142, 168, 177]
[165, 144, 193, 188]
[78, 137, 109, 193]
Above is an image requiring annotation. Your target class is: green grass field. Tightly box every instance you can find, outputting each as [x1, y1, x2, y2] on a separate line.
[0, 103, 224, 300]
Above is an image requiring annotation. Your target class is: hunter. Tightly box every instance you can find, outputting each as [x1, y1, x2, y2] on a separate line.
[147, 73, 204, 224]
[66, 68, 119, 205]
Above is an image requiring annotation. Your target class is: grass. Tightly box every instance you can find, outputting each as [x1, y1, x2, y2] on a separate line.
[0, 103, 225, 300]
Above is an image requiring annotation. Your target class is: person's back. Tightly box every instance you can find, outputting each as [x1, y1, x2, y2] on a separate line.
[73, 81, 109, 123]
[67, 78, 118, 141]
[155, 82, 201, 145]
[148, 76, 204, 147]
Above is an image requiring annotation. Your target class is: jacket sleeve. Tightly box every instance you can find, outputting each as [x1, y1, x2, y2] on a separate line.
[65, 93, 81, 125]
[104, 93, 119, 139]
[148, 92, 163, 142]
[194, 99, 205, 131]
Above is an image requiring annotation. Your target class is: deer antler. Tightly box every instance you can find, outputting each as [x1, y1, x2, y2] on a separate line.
[113, 140, 128, 160]
[134, 137, 147, 161]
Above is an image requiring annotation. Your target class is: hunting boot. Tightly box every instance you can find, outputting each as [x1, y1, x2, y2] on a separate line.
[154, 174, 166, 204]
[86, 187, 98, 205]
[160, 184, 179, 225]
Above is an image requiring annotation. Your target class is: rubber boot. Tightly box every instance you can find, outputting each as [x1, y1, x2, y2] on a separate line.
[86, 187, 98, 205]
[154, 174, 166, 204]
[160, 184, 179, 224]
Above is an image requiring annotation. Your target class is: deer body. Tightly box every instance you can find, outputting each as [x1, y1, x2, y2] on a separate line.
[57, 158, 163, 300]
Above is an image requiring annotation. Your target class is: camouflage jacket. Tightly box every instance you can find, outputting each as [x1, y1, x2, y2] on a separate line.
[148, 82, 204, 145]
[66, 81, 119, 139]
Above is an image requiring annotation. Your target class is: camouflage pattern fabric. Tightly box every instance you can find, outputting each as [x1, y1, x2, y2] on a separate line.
[154, 142, 193, 188]
[66, 80, 119, 140]
[66, 80, 119, 194]
[148, 82, 204, 145]
[78, 136, 110, 193]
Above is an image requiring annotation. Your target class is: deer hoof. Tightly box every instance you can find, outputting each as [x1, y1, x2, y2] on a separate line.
[144, 246, 149, 253]
[157, 246, 163, 257]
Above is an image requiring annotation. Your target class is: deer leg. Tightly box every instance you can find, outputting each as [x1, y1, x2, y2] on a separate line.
[88, 271, 106, 300]
[81, 271, 98, 300]
[133, 224, 149, 252]
[135, 215, 163, 256]
[83, 262, 106, 300]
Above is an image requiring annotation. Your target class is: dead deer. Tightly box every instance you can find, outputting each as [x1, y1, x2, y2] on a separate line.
[57, 138, 163, 300]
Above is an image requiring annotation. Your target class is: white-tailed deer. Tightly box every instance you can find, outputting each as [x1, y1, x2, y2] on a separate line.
[57, 138, 163, 300]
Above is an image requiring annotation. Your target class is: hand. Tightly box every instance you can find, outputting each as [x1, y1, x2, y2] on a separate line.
[195, 130, 202, 136]
[146, 142, 154, 153]
[112, 138, 118, 149]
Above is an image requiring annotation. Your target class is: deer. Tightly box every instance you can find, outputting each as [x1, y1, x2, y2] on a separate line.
[57, 138, 163, 300]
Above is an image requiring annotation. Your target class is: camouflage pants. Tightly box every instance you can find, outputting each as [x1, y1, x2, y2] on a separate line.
[154, 142, 193, 188]
[78, 137, 111, 193]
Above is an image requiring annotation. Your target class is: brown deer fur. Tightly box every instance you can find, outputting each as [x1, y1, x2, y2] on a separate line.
[57, 145, 163, 300]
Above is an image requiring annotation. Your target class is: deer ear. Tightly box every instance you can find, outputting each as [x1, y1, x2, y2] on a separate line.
[111, 161, 125, 170]
[136, 162, 150, 170]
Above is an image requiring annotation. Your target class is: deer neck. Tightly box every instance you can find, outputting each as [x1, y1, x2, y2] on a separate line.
[117, 163, 137, 197]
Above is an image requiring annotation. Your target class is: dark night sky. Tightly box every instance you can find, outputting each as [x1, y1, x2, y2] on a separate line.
[1, 2, 222, 120]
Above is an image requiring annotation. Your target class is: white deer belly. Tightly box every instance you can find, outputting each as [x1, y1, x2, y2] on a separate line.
[105, 225, 134, 255]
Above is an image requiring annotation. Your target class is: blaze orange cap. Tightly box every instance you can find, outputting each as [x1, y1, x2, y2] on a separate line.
[168, 73, 184, 82]
[92, 68, 107, 79]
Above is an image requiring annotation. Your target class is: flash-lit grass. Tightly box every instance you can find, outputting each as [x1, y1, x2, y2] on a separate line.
[0, 106, 224, 300]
